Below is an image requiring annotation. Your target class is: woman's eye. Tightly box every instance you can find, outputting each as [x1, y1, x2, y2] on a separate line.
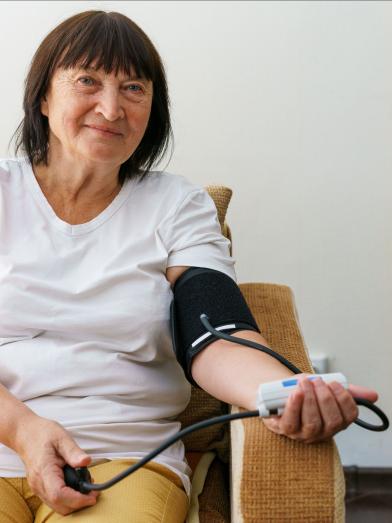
[126, 84, 143, 93]
[75, 77, 145, 94]
[78, 77, 95, 86]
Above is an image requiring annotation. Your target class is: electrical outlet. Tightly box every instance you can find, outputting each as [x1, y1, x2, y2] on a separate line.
[309, 354, 329, 374]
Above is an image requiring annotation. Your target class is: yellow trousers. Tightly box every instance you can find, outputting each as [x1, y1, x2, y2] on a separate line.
[0, 459, 189, 522]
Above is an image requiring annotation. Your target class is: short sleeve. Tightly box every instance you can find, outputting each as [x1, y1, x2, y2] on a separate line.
[159, 188, 237, 282]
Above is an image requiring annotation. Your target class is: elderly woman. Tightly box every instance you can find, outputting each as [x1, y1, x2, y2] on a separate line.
[0, 10, 378, 523]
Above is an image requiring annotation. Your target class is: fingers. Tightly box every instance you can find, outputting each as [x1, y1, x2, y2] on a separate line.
[348, 384, 378, 403]
[57, 437, 92, 469]
[28, 442, 99, 516]
[299, 378, 323, 440]
[22, 418, 99, 516]
[45, 479, 99, 515]
[29, 463, 99, 516]
[263, 376, 361, 444]
[278, 388, 304, 436]
[277, 377, 325, 443]
[329, 381, 359, 427]
[311, 378, 344, 437]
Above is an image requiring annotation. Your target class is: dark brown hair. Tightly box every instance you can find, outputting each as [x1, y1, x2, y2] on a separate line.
[11, 10, 172, 183]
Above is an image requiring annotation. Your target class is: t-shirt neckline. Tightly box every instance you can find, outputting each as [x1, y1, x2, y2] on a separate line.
[22, 158, 136, 236]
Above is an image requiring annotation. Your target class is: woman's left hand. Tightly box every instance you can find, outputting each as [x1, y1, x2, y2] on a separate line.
[262, 374, 379, 443]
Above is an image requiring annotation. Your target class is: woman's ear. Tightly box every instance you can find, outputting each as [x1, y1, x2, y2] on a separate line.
[40, 96, 48, 117]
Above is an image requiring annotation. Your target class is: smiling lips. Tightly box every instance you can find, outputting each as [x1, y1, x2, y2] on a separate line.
[87, 125, 122, 136]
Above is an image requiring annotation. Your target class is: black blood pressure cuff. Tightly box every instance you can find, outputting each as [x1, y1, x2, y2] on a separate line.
[170, 266, 261, 387]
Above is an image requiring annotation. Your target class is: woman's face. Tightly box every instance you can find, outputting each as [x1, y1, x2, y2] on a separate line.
[40, 63, 153, 168]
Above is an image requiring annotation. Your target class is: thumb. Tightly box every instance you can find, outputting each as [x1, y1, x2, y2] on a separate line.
[348, 384, 379, 403]
[58, 437, 92, 468]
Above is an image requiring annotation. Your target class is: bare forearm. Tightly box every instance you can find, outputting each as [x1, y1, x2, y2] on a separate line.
[191, 330, 294, 410]
[0, 382, 38, 453]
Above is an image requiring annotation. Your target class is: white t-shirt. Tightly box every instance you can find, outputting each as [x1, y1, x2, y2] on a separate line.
[0, 157, 236, 496]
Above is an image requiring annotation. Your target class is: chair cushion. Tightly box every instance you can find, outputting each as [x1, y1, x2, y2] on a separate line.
[185, 451, 216, 523]
[198, 457, 230, 523]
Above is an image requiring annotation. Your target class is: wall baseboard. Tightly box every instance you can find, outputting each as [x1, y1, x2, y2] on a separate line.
[344, 466, 392, 498]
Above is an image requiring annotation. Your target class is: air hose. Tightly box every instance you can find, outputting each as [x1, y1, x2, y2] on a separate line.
[63, 314, 389, 494]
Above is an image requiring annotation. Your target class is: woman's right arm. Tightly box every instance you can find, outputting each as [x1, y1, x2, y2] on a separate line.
[0, 382, 39, 452]
[0, 383, 99, 515]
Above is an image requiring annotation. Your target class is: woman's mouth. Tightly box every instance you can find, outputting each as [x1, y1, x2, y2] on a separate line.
[87, 125, 122, 137]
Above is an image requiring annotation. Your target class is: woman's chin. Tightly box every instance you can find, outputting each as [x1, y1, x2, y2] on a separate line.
[81, 147, 124, 165]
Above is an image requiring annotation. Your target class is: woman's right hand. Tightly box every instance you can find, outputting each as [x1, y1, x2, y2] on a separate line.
[16, 415, 100, 515]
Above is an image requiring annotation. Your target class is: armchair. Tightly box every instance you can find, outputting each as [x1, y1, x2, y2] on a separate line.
[178, 185, 346, 523]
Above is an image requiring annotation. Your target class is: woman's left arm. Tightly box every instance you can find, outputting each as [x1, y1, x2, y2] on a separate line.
[191, 331, 378, 443]
[166, 266, 378, 444]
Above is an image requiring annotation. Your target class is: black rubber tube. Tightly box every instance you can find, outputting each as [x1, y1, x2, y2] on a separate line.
[199, 314, 390, 433]
[64, 313, 389, 494]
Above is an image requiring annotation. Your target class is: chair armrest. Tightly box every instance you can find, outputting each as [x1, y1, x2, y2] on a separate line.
[230, 282, 345, 522]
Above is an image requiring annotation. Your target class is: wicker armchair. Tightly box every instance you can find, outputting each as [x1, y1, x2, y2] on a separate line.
[178, 185, 346, 523]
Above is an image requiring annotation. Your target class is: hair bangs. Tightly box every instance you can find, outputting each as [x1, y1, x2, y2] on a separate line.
[56, 12, 155, 80]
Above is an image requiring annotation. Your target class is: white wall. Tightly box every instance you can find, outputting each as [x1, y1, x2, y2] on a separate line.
[1, 1, 391, 466]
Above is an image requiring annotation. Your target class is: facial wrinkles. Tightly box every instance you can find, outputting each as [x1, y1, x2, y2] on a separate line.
[47, 67, 148, 96]
[72, 67, 151, 92]
[44, 68, 153, 142]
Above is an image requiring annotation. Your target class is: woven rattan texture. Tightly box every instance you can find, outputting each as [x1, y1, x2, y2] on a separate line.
[177, 388, 229, 457]
[334, 446, 346, 522]
[237, 283, 343, 522]
[205, 185, 232, 230]
[239, 283, 313, 374]
[206, 185, 233, 256]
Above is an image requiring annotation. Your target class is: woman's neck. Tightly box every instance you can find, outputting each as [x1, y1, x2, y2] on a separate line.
[32, 160, 123, 225]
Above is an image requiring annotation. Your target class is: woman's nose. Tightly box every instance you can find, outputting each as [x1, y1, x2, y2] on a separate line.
[94, 87, 125, 121]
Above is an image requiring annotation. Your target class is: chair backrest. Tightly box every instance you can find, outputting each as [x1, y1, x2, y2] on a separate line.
[205, 185, 233, 255]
